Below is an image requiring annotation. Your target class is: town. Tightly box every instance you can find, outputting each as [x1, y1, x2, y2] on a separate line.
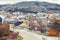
[0, 4, 60, 40]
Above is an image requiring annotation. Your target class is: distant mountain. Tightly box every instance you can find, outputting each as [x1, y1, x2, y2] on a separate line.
[0, 1, 60, 13]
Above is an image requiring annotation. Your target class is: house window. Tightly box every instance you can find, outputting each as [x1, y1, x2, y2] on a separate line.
[43, 15, 46, 17]
[19, 18, 23, 20]
[0, 17, 2, 23]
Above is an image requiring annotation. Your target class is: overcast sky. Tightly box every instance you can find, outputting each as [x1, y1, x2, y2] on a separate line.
[0, 0, 60, 4]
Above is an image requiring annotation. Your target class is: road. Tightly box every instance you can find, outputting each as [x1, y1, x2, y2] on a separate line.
[10, 24, 59, 40]
[11, 28, 58, 40]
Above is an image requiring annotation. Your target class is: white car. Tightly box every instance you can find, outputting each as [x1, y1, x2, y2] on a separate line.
[5, 18, 15, 24]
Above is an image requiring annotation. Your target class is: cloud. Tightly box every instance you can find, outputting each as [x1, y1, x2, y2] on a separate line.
[0, 0, 60, 4]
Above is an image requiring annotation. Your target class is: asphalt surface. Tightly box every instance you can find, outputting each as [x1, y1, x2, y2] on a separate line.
[10, 24, 59, 40]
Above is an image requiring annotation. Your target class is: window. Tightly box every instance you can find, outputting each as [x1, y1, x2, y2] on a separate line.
[0, 17, 2, 23]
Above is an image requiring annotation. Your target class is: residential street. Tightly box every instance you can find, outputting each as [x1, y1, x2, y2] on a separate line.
[10, 27, 58, 40]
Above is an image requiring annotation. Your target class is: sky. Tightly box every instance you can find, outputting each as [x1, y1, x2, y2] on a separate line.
[0, 0, 60, 4]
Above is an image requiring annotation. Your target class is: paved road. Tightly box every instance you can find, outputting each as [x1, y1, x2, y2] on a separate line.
[11, 28, 58, 40]
[12, 29, 46, 40]
[10, 24, 58, 40]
